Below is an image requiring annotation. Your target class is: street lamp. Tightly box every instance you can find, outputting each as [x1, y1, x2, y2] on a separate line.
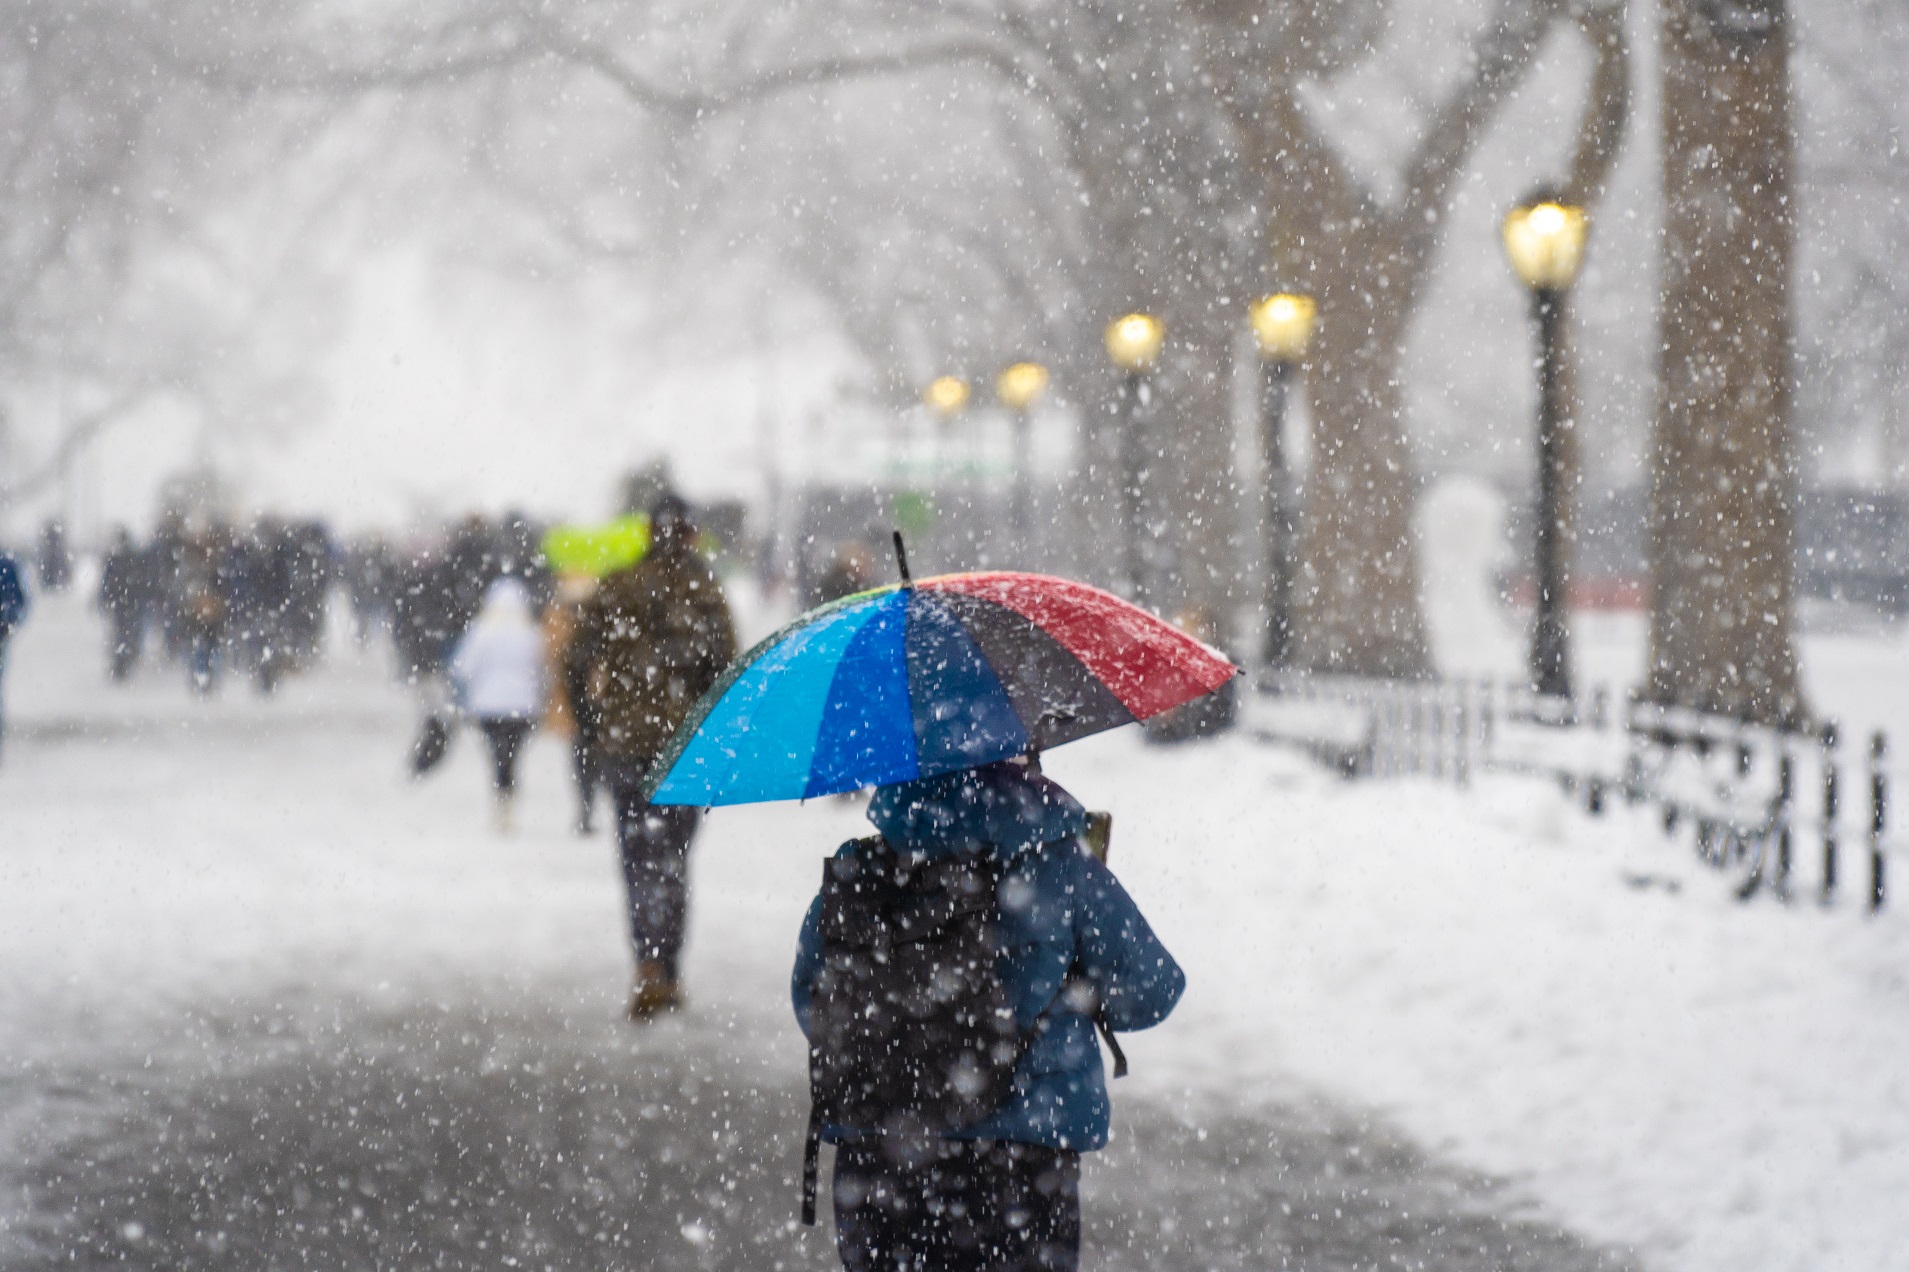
[923, 375, 971, 417]
[922, 373, 970, 482]
[920, 376, 971, 565]
[1104, 312, 1164, 599]
[1247, 292, 1317, 669]
[1502, 194, 1589, 700]
[996, 361, 1049, 555]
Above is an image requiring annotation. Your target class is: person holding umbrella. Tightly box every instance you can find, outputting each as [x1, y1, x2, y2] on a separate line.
[796, 760, 1182, 1271]
[643, 550, 1231, 1271]
[572, 493, 736, 1019]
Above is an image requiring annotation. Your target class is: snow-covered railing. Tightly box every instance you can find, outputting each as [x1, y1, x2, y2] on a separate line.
[1244, 672, 1891, 913]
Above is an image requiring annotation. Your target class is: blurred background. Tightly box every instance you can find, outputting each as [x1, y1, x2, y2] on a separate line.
[0, 0, 1899, 669]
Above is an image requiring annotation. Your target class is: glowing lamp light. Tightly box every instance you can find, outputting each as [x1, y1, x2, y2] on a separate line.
[1501, 199, 1589, 291]
[1103, 312, 1165, 373]
[996, 361, 1050, 411]
[1248, 293, 1318, 362]
[923, 375, 971, 416]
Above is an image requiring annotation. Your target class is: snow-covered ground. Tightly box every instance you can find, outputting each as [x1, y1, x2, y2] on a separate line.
[5, 582, 1908, 1271]
[1052, 741, 1909, 1272]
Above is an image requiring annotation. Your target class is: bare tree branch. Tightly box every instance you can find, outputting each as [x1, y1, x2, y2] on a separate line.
[0, 389, 160, 510]
[1395, 0, 1561, 273]
[530, 11, 1039, 119]
[1562, 1, 1632, 207]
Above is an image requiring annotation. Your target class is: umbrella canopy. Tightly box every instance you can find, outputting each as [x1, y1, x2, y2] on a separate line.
[645, 571, 1237, 806]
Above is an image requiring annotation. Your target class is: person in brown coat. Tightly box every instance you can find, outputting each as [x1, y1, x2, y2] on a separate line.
[570, 494, 737, 1019]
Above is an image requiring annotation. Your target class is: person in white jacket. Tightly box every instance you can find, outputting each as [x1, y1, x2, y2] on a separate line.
[450, 577, 545, 831]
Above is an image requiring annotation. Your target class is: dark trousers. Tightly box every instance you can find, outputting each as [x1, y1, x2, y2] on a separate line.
[478, 718, 534, 793]
[571, 731, 599, 826]
[605, 758, 701, 976]
[833, 1139, 1081, 1272]
[108, 615, 141, 680]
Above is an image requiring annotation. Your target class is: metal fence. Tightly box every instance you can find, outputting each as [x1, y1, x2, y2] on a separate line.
[1244, 672, 1890, 913]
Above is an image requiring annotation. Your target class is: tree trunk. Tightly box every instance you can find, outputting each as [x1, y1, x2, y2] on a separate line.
[1145, 306, 1243, 630]
[1648, 0, 1804, 725]
[1293, 264, 1434, 678]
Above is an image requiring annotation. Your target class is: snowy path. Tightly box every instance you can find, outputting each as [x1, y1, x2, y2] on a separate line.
[0, 596, 1631, 1271]
[1, 968, 1622, 1272]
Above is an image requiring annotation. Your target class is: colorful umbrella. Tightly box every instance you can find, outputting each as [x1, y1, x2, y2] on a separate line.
[645, 571, 1237, 806]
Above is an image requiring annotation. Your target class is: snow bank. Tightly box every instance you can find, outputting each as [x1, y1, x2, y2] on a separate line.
[1044, 730, 1909, 1272]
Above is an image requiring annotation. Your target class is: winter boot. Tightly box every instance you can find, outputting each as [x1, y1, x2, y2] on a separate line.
[627, 961, 682, 1021]
[493, 792, 517, 835]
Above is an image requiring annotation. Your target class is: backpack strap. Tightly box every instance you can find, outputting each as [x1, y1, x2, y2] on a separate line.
[1065, 953, 1129, 1079]
[1094, 1009, 1129, 1079]
[801, 850, 840, 1227]
[800, 1098, 822, 1226]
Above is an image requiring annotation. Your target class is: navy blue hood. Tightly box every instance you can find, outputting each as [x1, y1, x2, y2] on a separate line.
[867, 760, 1087, 861]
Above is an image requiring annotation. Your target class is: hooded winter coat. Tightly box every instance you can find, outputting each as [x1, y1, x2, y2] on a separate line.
[570, 535, 736, 761]
[450, 578, 545, 720]
[791, 761, 1184, 1153]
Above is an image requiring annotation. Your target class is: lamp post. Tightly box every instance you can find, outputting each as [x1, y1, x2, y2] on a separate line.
[1502, 194, 1589, 700]
[922, 374, 970, 481]
[1248, 292, 1317, 669]
[922, 375, 970, 566]
[1104, 312, 1165, 600]
[996, 361, 1049, 556]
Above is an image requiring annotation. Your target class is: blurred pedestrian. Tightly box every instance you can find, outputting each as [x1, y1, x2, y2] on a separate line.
[450, 577, 545, 833]
[243, 518, 294, 693]
[443, 515, 496, 647]
[284, 520, 334, 670]
[37, 519, 70, 592]
[573, 494, 736, 1019]
[0, 545, 28, 762]
[792, 761, 1184, 1272]
[544, 571, 602, 835]
[814, 540, 878, 605]
[98, 528, 145, 681]
[177, 533, 228, 696]
[148, 513, 189, 663]
[345, 535, 395, 644]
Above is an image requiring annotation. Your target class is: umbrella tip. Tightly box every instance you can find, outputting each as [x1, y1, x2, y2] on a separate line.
[892, 529, 912, 585]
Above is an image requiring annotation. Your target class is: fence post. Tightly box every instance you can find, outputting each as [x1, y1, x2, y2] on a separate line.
[1479, 677, 1496, 773]
[1405, 683, 1420, 771]
[1453, 682, 1471, 789]
[1586, 684, 1610, 815]
[1397, 687, 1410, 776]
[1776, 743, 1794, 899]
[1871, 731, 1887, 914]
[1822, 720, 1841, 905]
[1372, 685, 1388, 778]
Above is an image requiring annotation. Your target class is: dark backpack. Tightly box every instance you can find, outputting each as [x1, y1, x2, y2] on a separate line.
[800, 836, 1026, 1224]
